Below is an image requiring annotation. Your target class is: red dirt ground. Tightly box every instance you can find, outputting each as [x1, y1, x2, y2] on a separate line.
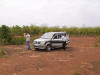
[0, 36, 100, 75]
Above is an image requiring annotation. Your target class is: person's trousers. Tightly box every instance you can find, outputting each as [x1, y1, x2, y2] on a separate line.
[26, 41, 31, 50]
[63, 41, 66, 50]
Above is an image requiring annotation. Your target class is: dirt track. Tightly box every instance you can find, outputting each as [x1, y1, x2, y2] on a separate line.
[0, 36, 100, 75]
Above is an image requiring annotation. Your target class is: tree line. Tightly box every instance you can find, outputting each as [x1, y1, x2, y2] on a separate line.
[0, 25, 100, 45]
[7, 25, 100, 36]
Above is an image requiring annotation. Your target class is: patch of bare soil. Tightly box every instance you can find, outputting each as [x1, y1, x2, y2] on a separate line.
[0, 36, 100, 75]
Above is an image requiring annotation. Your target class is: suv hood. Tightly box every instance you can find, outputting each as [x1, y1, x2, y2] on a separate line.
[34, 38, 50, 42]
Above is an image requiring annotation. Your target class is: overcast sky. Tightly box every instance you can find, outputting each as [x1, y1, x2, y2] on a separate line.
[0, 0, 100, 27]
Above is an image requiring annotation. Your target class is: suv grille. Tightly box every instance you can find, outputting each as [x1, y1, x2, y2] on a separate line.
[34, 41, 41, 44]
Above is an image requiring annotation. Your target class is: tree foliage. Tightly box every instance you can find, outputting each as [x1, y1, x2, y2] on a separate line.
[0, 25, 12, 44]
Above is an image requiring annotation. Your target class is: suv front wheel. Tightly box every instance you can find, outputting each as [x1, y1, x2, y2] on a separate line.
[34, 48, 39, 51]
[46, 45, 51, 51]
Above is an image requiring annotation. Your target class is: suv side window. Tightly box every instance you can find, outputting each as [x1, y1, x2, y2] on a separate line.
[53, 34, 58, 39]
[53, 34, 62, 39]
[58, 34, 62, 39]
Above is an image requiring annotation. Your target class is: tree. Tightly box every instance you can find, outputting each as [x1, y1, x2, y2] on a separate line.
[11, 25, 22, 36]
[0, 25, 12, 45]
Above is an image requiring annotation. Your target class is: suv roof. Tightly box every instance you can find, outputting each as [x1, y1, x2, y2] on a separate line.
[46, 32, 67, 35]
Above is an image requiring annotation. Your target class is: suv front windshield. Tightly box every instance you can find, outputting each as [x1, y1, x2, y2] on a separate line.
[41, 32, 54, 39]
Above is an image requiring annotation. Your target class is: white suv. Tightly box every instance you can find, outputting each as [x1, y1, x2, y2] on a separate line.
[33, 32, 70, 51]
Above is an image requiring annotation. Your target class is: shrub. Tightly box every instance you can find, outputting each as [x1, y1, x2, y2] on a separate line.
[94, 42, 99, 47]
[94, 36, 100, 47]
[11, 37, 25, 45]
[0, 48, 6, 57]
[0, 25, 12, 45]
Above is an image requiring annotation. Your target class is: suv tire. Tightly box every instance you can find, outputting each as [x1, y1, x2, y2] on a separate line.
[34, 48, 39, 51]
[46, 45, 51, 51]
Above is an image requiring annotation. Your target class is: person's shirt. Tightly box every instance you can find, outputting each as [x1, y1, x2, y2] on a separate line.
[61, 35, 67, 42]
[26, 34, 30, 42]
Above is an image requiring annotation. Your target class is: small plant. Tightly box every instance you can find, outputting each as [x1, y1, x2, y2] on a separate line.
[98, 36, 100, 43]
[94, 43, 99, 47]
[0, 48, 6, 57]
[95, 36, 100, 47]
[74, 72, 80, 75]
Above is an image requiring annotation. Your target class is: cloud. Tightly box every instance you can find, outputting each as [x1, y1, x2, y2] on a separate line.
[0, 0, 100, 27]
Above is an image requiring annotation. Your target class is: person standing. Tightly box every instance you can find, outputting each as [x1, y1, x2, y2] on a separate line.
[25, 32, 31, 50]
[61, 34, 67, 50]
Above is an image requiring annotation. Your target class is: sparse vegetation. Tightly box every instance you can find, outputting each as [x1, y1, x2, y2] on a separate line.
[74, 72, 80, 75]
[94, 36, 100, 47]
[95, 36, 100, 47]
[0, 48, 6, 57]
[94, 43, 99, 47]
[98, 36, 100, 43]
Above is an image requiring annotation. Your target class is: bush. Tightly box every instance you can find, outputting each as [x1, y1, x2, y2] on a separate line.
[0, 48, 6, 57]
[11, 37, 25, 45]
[0, 25, 12, 45]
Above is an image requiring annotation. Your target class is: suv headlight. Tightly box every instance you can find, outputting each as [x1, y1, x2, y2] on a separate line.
[34, 41, 41, 44]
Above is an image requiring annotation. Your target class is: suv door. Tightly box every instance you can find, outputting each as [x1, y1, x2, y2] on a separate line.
[51, 33, 63, 48]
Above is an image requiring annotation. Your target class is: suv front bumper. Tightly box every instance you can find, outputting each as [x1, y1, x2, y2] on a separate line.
[33, 44, 46, 49]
